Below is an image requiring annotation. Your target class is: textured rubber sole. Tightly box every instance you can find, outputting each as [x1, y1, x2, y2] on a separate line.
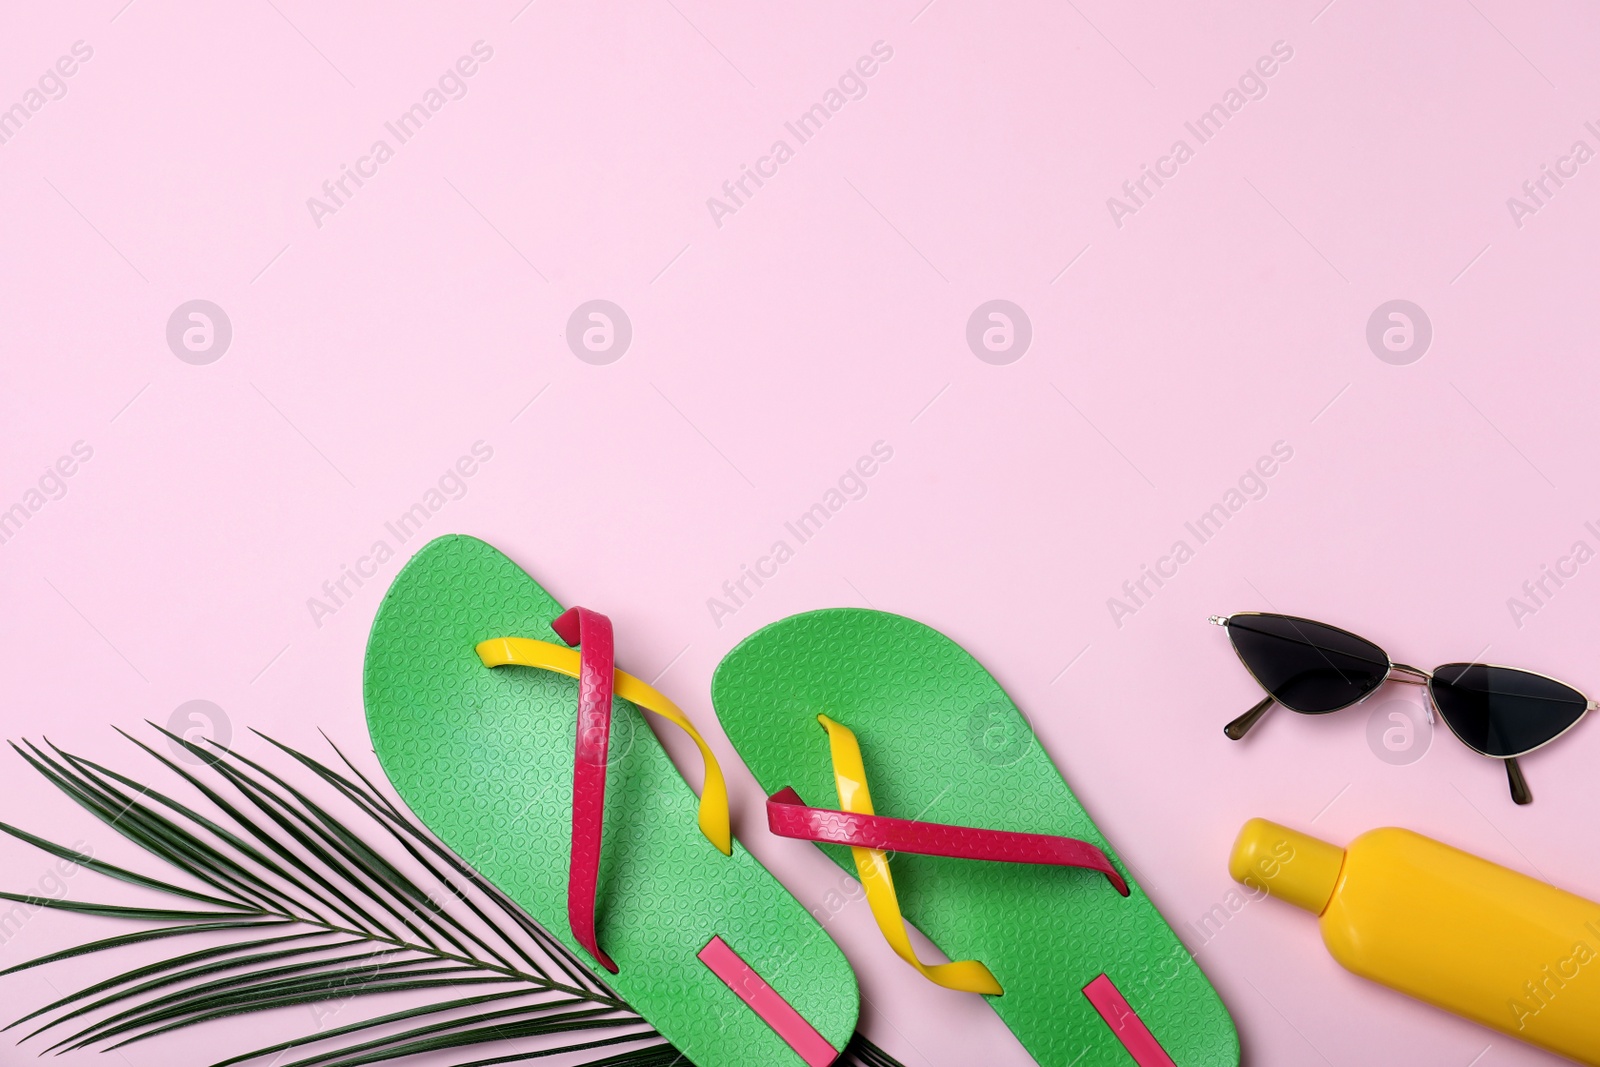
[711, 608, 1238, 1067]
[364, 536, 859, 1067]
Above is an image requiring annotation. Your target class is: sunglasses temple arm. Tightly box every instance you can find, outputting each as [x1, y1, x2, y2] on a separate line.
[1505, 756, 1533, 806]
[1224, 694, 1276, 741]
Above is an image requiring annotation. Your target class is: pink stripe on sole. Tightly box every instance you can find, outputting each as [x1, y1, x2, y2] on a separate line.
[698, 936, 837, 1067]
[1082, 973, 1177, 1067]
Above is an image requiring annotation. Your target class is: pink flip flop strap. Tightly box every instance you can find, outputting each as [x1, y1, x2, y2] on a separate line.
[698, 936, 839, 1067]
[552, 606, 619, 973]
[767, 786, 1129, 896]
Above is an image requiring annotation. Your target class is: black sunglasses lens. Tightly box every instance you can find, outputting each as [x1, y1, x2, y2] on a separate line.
[1226, 614, 1389, 713]
[1430, 663, 1588, 757]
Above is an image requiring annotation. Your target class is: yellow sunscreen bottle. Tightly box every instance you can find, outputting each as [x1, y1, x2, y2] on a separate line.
[1231, 818, 1600, 1065]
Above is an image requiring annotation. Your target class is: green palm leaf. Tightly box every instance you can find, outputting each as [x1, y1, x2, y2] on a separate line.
[0, 727, 907, 1067]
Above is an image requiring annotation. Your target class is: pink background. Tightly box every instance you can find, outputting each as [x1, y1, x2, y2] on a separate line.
[3, 2, 1599, 1064]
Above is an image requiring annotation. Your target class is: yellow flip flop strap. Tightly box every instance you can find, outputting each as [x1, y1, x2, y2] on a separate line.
[475, 636, 732, 856]
[818, 714, 1003, 995]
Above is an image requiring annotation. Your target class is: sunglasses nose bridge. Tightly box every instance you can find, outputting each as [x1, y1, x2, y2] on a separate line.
[1387, 663, 1437, 724]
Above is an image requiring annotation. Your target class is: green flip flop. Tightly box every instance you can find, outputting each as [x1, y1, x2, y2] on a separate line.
[363, 535, 859, 1067]
[711, 608, 1238, 1067]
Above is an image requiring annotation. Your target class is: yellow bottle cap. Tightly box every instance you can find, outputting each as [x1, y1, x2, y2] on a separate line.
[1229, 818, 1346, 915]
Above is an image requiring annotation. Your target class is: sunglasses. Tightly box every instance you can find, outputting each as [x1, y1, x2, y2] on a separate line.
[1212, 612, 1594, 805]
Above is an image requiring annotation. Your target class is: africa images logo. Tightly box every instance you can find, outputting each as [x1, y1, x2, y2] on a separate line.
[0, 40, 93, 149]
[1107, 441, 1294, 628]
[306, 42, 494, 228]
[1105, 41, 1294, 229]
